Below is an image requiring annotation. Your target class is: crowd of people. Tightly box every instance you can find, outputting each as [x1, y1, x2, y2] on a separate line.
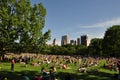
[1, 54, 120, 80]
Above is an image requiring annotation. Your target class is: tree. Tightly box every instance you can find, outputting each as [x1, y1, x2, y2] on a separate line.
[102, 25, 120, 57]
[49, 45, 62, 55]
[76, 45, 87, 56]
[0, 0, 19, 60]
[0, 0, 50, 59]
[88, 38, 103, 56]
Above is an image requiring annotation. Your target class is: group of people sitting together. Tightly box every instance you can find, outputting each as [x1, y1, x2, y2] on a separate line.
[2, 54, 120, 80]
[0, 66, 56, 80]
[103, 58, 120, 72]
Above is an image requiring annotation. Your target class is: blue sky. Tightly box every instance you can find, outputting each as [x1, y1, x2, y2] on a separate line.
[31, 0, 120, 45]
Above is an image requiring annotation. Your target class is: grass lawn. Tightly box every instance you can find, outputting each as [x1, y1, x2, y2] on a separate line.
[0, 60, 118, 80]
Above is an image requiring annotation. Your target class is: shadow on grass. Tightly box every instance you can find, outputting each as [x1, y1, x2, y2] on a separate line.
[0, 69, 115, 80]
[0, 70, 38, 80]
[56, 70, 114, 80]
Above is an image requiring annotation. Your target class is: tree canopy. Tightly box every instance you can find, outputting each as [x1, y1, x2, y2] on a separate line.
[0, 0, 51, 54]
[102, 25, 120, 57]
[88, 38, 103, 56]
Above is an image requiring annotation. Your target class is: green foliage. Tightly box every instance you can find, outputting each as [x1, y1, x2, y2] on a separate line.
[0, 0, 51, 54]
[48, 44, 88, 55]
[75, 45, 88, 55]
[102, 25, 120, 57]
[88, 38, 103, 56]
[48, 45, 63, 55]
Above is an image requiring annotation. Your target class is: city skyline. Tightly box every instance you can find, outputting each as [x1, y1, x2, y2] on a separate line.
[31, 0, 120, 45]
[52, 34, 90, 46]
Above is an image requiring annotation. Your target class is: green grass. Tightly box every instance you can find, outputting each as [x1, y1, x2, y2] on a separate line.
[0, 60, 118, 80]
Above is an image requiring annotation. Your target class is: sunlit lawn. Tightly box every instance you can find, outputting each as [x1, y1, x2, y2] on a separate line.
[0, 60, 118, 80]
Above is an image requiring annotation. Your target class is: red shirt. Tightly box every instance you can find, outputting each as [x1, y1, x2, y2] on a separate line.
[11, 59, 15, 64]
[35, 76, 42, 80]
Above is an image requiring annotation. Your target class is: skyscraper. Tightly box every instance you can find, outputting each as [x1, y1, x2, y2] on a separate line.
[61, 35, 69, 45]
[70, 40, 76, 45]
[77, 38, 81, 45]
[81, 35, 90, 46]
[53, 38, 58, 46]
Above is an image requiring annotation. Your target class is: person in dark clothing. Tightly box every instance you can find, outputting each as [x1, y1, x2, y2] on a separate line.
[21, 74, 30, 80]
[65, 73, 72, 80]
[49, 70, 56, 80]
[0, 76, 8, 80]
[34, 75, 42, 80]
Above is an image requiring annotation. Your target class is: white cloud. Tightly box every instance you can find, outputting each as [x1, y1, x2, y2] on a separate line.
[49, 17, 120, 45]
[80, 17, 120, 28]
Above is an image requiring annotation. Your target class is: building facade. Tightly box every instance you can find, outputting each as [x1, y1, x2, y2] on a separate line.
[77, 38, 81, 45]
[61, 35, 69, 45]
[70, 40, 77, 45]
[53, 38, 58, 46]
[81, 35, 90, 46]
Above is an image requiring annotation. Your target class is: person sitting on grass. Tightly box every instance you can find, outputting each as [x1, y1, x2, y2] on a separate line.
[78, 66, 86, 73]
[41, 67, 49, 77]
[41, 67, 45, 74]
[34, 75, 42, 80]
[59, 62, 63, 69]
[63, 64, 70, 69]
[50, 66, 57, 72]
[0, 76, 8, 80]
[21, 74, 30, 80]
[49, 70, 56, 80]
